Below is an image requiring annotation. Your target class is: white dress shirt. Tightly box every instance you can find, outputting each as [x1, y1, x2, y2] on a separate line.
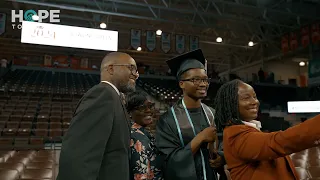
[242, 120, 262, 131]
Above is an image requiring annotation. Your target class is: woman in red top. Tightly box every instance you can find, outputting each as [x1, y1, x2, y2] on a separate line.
[213, 79, 320, 180]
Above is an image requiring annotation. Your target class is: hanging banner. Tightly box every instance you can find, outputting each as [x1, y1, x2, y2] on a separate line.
[290, 32, 298, 51]
[189, 36, 199, 51]
[44, 55, 52, 66]
[13, 56, 29, 66]
[80, 58, 88, 68]
[311, 22, 320, 44]
[308, 60, 320, 86]
[0, 13, 6, 36]
[130, 29, 141, 49]
[175, 34, 185, 54]
[161, 32, 171, 53]
[70, 56, 80, 69]
[281, 34, 289, 54]
[53, 55, 69, 68]
[21, 21, 118, 51]
[146, 31, 156, 51]
[301, 26, 310, 48]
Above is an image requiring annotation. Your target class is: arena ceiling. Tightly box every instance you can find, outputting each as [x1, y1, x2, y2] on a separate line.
[0, 0, 319, 73]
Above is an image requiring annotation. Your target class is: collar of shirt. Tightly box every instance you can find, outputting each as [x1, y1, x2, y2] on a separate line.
[101, 81, 120, 95]
[131, 122, 153, 139]
[242, 120, 262, 130]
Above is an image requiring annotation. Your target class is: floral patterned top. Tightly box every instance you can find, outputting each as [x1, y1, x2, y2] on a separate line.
[130, 122, 163, 180]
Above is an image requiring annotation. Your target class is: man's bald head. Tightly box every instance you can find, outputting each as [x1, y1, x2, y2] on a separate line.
[100, 52, 133, 71]
[100, 52, 138, 93]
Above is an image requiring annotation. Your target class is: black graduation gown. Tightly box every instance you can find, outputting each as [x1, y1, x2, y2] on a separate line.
[57, 82, 131, 180]
[155, 100, 221, 180]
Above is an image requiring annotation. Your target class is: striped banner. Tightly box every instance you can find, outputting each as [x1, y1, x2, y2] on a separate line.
[175, 34, 185, 54]
[189, 36, 199, 51]
[161, 32, 171, 53]
[146, 31, 156, 51]
[130, 29, 141, 49]
[0, 13, 6, 36]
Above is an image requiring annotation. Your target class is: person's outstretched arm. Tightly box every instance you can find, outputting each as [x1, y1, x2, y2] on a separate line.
[225, 115, 320, 161]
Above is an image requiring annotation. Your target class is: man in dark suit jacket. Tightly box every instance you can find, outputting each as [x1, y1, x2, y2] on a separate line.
[57, 52, 139, 180]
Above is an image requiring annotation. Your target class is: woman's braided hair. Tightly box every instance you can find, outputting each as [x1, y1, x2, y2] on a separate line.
[213, 79, 244, 133]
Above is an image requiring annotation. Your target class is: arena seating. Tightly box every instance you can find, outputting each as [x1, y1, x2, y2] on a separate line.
[0, 93, 78, 143]
[1, 69, 100, 95]
[0, 68, 318, 179]
[137, 78, 218, 107]
[0, 150, 59, 180]
[0, 147, 319, 179]
[259, 113, 291, 131]
[2, 69, 298, 106]
[291, 146, 320, 179]
[137, 77, 299, 109]
[137, 78, 182, 104]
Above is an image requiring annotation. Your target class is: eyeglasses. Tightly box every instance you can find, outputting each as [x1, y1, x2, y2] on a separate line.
[135, 103, 155, 112]
[180, 78, 211, 85]
[112, 64, 138, 75]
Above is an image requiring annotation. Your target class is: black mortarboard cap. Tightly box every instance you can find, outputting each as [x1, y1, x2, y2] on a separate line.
[166, 49, 206, 79]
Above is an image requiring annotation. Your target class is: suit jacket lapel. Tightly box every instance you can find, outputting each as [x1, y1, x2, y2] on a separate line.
[118, 95, 132, 162]
[101, 82, 131, 130]
[118, 95, 131, 131]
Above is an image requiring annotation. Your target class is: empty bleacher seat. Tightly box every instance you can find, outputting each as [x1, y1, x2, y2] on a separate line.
[26, 161, 54, 169]
[20, 167, 53, 179]
[295, 167, 311, 179]
[0, 138, 14, 150]
[290, 147, 320, 179]
[0, 169, 19, 180]
[0, 162, 24, 173]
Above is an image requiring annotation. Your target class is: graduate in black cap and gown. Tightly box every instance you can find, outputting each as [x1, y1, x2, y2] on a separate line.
[155, 49, 227, 180]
